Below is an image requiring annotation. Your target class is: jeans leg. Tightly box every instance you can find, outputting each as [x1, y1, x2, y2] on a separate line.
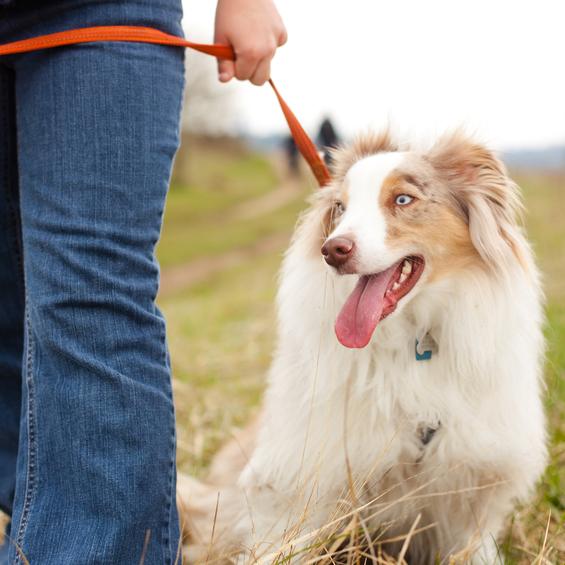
[9, 33, 185, 565]
[0, 64, 24, 521]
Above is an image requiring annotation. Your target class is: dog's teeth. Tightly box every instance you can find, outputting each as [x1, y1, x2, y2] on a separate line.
[402, 261, 412, 275]
[392, 282, 400, 291]
[399, 273, 407, 283]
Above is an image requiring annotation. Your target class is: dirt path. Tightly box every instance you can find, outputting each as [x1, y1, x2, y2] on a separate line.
[159, 159, 302, 297]
[227, 182, 300, 222]
[159, 231, 290, 297]
[228, 153, 304, 221]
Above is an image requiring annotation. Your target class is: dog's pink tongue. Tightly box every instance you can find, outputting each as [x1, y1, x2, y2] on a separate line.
[335, 265, 398, 348]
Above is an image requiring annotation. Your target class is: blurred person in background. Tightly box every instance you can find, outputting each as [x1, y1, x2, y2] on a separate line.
[284, 134, 300, 177]
[0, 0, 286, 563]
[317, 116, 341, 167]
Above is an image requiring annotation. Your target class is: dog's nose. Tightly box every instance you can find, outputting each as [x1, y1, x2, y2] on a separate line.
[321, 237, 355, 268]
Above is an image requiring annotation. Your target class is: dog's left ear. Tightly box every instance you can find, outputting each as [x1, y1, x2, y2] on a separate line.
[427, 132, 524, 271]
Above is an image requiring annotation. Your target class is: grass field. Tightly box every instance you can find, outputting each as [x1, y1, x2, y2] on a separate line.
[158, 142, 564, 563]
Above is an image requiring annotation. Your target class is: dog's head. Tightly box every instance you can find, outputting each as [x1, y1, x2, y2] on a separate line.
[316, 131, 524, 348]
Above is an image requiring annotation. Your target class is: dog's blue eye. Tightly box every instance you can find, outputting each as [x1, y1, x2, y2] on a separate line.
[395, 194, 414, 206]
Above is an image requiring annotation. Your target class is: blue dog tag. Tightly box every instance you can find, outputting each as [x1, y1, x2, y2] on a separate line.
[415, 333, 436, 361]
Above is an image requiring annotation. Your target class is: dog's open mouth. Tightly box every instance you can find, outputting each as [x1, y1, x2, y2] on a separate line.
[335, 256, 425, 348]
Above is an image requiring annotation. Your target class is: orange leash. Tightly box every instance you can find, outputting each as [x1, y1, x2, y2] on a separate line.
[0, 25, 332, 187]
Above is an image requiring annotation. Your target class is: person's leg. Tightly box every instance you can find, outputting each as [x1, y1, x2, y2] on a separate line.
[0, 63, 24, 559]
[7, 3, 185, 563]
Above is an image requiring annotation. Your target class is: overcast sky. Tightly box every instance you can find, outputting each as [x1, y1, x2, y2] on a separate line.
[181, 0, 565, 150]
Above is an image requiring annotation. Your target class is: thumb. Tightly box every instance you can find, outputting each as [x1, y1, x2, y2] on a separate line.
[218, 58, 235, 83]
[214, 29, 235, 83]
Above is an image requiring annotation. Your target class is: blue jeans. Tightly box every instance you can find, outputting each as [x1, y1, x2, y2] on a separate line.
[0, 1, 185, 562]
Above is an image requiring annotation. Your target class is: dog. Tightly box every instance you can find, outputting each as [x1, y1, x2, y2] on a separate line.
[179, 131, 547, 564]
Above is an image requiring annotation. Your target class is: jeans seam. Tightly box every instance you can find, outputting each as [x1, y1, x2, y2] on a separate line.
[14, 307, 38, 565]
[159, 314, 176, 565]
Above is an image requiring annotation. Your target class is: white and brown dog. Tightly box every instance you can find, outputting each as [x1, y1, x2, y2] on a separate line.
[179, 132, 547, 564]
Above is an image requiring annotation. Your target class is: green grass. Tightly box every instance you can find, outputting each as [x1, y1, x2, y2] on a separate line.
[158, 139, 308, 473]
[163, 252, 282, 474]
[166, 154, 277, 224]
[157, 197, 303, 268]
[157, 157, 565, 562]
[498, 172, 565, 563]
[157, 139, 284, 267]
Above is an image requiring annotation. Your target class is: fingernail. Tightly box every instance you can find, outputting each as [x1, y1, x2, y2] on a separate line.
[219, 72, 230, 82]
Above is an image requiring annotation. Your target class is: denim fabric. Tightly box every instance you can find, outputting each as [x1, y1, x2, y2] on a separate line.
[0, 1, 185, 563]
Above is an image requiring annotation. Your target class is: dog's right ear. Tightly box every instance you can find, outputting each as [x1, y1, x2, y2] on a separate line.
[427, 131, 525, 272]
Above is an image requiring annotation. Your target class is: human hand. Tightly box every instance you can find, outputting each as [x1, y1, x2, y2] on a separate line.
[214, 0, 287, 86]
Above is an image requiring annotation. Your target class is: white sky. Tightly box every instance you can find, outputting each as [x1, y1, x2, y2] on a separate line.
[182, 0, 565, 150]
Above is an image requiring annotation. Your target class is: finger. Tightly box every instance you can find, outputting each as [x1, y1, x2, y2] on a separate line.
[218, 58, 235, 83]
[250, 57, 271, 86]
[214, 28, 235, 82]
[234, 50, 260, 81]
